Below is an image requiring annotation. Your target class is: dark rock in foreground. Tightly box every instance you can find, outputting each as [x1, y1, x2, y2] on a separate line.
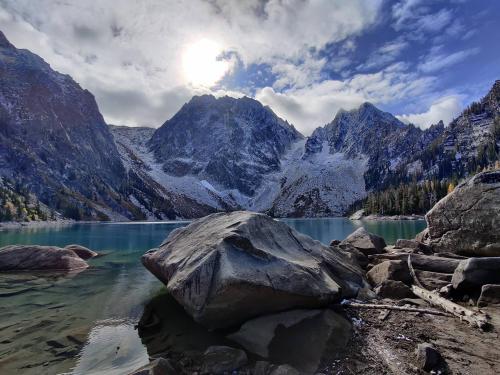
[0, 245, 89, 271]
[201, 346, 247, 374]
[416, 343, 444, 372]
[227, 309, 351, 373]
[426, 170, 500, 257]
[142, 211, 367, 329]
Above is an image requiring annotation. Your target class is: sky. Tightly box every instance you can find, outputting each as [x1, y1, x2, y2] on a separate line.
[1, 0, 499, 135]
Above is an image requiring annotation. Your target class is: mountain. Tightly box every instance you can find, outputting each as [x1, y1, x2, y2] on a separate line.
[1, 30, 498, 220]
[148, 95, 303, 196]
[0, 31, 161, 220]
[110, 125, 222, 219]
[378, 81, 500, 187]
[305, 103, 445, 190]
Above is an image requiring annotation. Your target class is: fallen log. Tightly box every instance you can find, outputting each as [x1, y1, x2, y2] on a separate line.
[369, 253, 459, 273]
[341, 301, 451, 317]
[407, 255, 490, 330]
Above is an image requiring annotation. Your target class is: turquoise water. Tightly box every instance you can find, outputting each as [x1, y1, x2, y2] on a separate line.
[0, 218, 425, 374]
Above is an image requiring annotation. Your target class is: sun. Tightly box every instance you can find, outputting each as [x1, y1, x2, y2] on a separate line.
[182, 39, 231, 88]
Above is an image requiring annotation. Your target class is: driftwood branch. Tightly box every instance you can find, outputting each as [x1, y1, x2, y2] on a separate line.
[341, 301, 451, 316]
[407, 255, 490, 330]
[410, 285, 490, 330]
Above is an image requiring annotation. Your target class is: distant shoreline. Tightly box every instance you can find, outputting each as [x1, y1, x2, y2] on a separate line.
[0, 220, 76, 231]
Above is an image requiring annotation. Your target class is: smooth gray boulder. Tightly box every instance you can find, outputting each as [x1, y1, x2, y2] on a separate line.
[426, 170, 500, 256]
[340, 227, 386, 256]
[142, 211, 367, 329]
[64, 244, 98, 260]
[452, 257, 500, 292]
[0, 245, 89, 271]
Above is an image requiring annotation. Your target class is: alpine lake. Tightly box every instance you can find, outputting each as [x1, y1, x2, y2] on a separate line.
[0, 218, 426, 375]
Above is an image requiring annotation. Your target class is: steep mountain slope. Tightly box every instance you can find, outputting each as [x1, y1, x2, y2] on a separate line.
[148, 95, 303, 196]
[0, 31, 138, 220]
[110, 125, 225, 219]
[399, 80, 500, 181]
[305, 103, 445, 191]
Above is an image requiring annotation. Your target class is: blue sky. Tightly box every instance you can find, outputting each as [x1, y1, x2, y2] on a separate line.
[1, 0, 499, 134]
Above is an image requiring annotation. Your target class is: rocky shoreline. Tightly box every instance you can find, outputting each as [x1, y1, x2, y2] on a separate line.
[0, 219, 75, 231]
[133, 170, 500, 374]
[1, 170, 499, 374]
[349, 209, 425, 221]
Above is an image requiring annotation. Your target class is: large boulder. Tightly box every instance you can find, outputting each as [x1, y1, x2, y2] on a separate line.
[0, 245, 89, 271]
[426, 170, 500, 256]
[141, 211, 367, 329]
[451, 257, 500, 292]
[340, 227, 386, 256]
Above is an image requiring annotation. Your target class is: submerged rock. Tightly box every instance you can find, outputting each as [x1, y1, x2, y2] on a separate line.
[141, 211, 367, 329]
[0, 245, 89, 271]
[426, 170, 500, 256]
[340, 227, 386, 256]
[64, 245, 98, 260]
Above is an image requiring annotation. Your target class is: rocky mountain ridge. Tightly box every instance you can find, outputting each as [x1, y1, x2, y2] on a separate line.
[1, 30, 499, 220]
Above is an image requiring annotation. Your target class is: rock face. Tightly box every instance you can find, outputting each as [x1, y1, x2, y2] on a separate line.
[0, 31, 133, 220]
[451, 257, 500, 292]
[142, 211, 367, 328]
[0, 245, 89, 271]
[305, 102, 442, 190]
[426, 170, 500, 257]
[148, 95, 302, 196]
[340, 227, 386, 256]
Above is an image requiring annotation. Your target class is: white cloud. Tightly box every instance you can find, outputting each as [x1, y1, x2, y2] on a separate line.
[357, 39, 408, 71]
[0, 0, 383, 126]
[396, 95, 463, 129]
[419, 47, 479, 73]
[257, 63, 435, 135]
